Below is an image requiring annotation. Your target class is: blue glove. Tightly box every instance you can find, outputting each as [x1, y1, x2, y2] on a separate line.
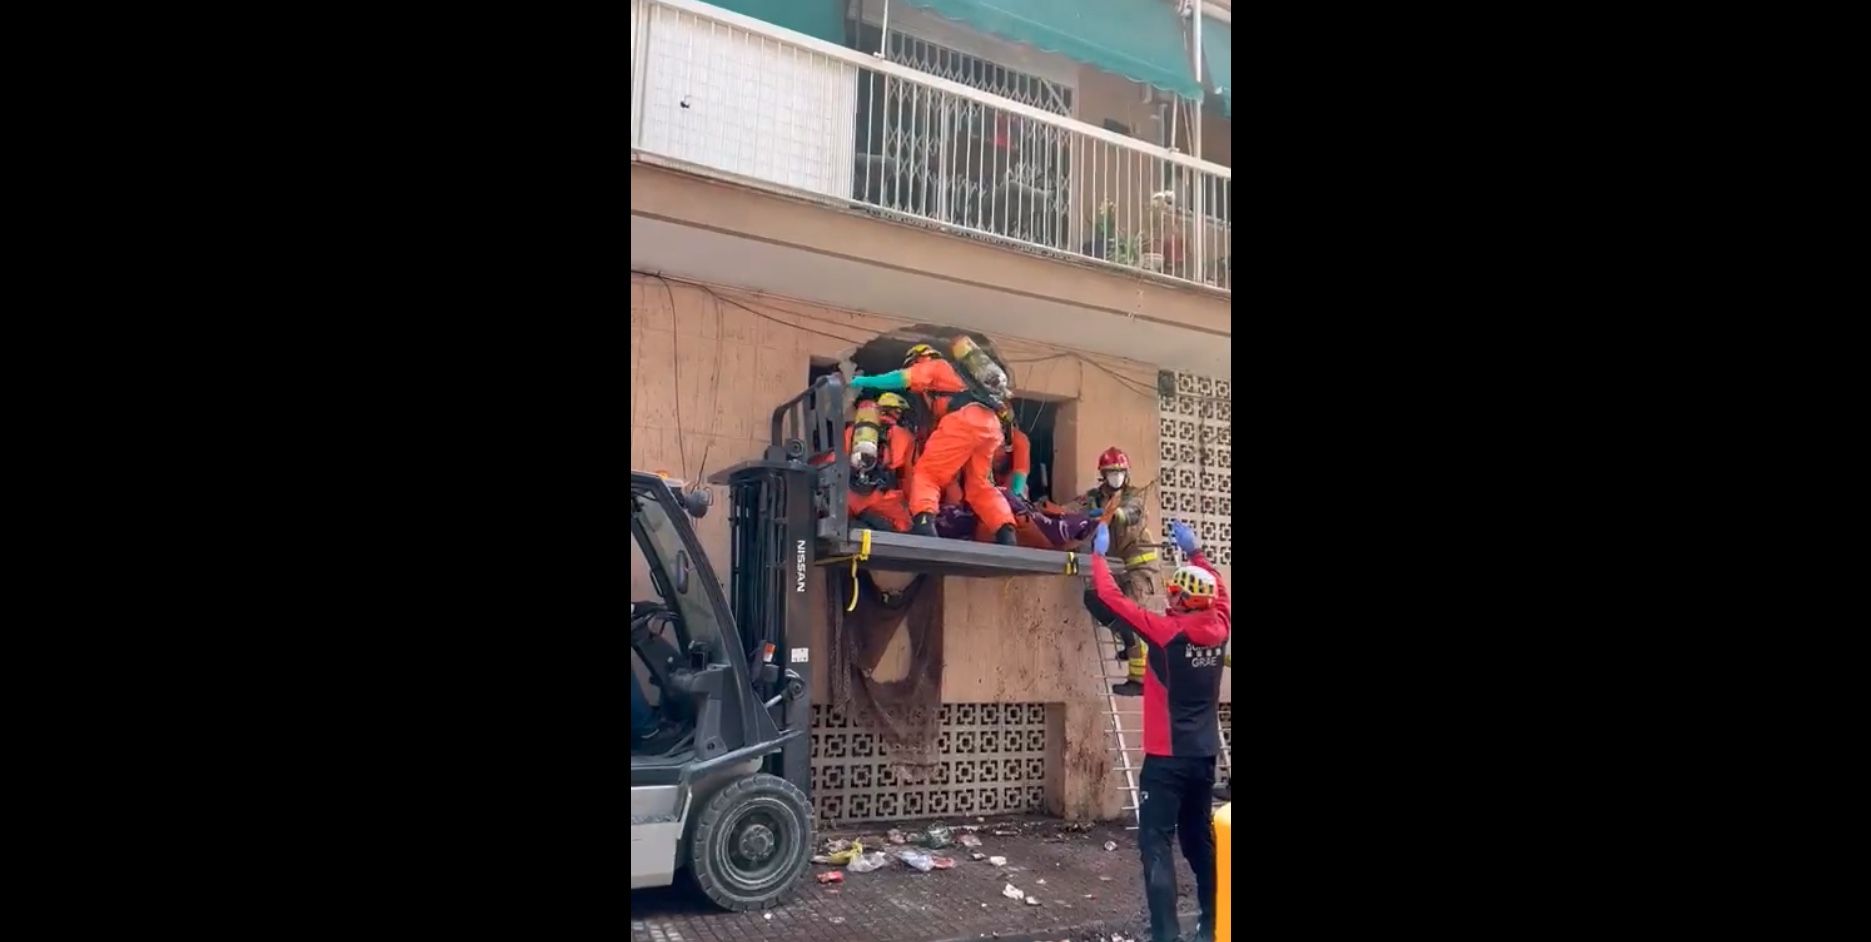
[1170, 520, 1200, 556]
[1087, 508, 1104, 519]
[1091, 523, 1110, 556]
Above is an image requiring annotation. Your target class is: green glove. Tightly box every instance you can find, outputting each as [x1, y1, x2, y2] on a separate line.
[850, 370, 908, 392]
[1011, 471, 1028, 498]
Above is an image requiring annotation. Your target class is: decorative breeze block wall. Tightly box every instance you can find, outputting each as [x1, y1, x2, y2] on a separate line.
[1158, 370, 1231, 568]
[810, 703, 1050, 824]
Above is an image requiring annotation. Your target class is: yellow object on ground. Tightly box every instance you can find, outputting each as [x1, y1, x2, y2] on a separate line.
[1214, 802, 1232, 941]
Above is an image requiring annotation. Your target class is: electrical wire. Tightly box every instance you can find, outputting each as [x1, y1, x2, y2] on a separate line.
[636, 271, 877, 345]
[660, 279, 689, 480]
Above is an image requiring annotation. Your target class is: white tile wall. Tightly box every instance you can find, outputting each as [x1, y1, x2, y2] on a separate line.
[636, 6, 857, 200]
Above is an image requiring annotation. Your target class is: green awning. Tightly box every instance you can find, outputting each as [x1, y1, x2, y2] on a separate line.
[704, 0, 846, 45]
[1200, 17, 1231, 116]
[901, 0, 1202, 101]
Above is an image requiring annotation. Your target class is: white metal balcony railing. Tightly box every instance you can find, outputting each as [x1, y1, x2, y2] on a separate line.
[631, 0, 1232, 292]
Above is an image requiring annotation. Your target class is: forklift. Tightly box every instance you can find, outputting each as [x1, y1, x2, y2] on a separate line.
[629, 378, 842, 910]
[631, 331, 1177, 911]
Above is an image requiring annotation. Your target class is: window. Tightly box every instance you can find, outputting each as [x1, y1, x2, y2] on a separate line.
[1004, 397, 1059, 504]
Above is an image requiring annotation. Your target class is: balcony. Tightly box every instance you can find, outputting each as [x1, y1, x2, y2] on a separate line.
[630, 0, 1232, 294]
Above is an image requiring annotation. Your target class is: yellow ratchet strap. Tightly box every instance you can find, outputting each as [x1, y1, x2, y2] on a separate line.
[846, 529, 874, 613]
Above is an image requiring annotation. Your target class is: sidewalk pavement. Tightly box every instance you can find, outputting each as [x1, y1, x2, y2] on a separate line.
[629, 813, 1205, 942]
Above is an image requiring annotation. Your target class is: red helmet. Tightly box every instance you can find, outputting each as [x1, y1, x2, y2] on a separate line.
[1097, 447, 1130, 472]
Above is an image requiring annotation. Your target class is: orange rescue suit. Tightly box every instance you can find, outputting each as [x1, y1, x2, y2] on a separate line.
[905, 359, 1014, 531]
[945, 425, 1028, 503]
[845, 422, 916, 532]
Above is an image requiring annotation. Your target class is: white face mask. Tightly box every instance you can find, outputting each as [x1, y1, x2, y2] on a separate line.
[1104, 470, 1127, 490]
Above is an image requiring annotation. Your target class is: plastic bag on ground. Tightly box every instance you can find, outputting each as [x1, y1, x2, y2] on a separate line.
[895, 849, 935, 872]
[847, 851, 889, 873]
[921, 824, 953, 848]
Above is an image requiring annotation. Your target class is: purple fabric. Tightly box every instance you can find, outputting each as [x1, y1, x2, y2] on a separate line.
[932, 489, 1097, 547]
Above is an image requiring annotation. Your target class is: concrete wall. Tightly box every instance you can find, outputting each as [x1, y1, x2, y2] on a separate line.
[631, 272, 1230, 820]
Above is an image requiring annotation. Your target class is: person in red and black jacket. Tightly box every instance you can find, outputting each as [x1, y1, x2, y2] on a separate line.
[1087, 519, 1229, 942]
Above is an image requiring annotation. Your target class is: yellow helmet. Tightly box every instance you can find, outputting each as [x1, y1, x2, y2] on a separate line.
[903, 343, 939, 367]
[876, 392, 910, 411]
[1167, 565, 1218, 609]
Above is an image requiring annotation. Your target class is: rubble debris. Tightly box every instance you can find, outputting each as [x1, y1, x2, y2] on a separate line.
[1002, 883, 1025, 902]
[988, 856, 1007, 867]
[958, 833, 983, 848]
[1025, 896, 1041, 906]
[970, 852, 987, 861]
[848, 851, 889, 873]
[1036, 878, 1047, 885]
[1103, 841, 1118, 851]
[816, 871, 844, 885]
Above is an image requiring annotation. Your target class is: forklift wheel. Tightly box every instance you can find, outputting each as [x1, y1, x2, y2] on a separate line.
[688, 772, 814, 911]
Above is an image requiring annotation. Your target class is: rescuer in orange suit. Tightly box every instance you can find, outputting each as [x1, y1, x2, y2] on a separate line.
[993, 405, 1032, 499]
[943, 405, 1028, 504]
[849, 343, 1017, 544]
[844, 393, 916, 532]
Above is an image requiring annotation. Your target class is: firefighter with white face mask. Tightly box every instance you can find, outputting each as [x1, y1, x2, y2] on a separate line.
[1069, 446, 1157, 696]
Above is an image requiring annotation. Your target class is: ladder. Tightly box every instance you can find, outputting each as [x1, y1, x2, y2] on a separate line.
[1095, 616, 1144, 829]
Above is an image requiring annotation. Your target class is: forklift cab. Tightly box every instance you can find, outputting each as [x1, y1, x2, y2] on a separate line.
[630, 429, 822, 910]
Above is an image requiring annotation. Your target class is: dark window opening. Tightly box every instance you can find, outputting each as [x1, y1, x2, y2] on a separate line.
[1005, 397, 1058, 505]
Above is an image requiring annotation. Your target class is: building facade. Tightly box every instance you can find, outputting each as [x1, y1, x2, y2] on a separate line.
[630, 0, 1233, 824]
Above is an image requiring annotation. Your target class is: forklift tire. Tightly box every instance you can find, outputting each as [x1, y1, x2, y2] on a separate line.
[687, 772, 814, 911]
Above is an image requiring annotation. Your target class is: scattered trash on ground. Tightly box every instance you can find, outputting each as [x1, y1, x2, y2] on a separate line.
[827, 916, 845, 925]
[970, 852, 987, 861]
[1036, 878, 1047, 885]
[813, 838, 864, 865]
[887, 828, 908, 845]
[1002, 883, 1025, 902]
[930, 855, 957, 870]
[988, 856, 1007, 867]
[1104, 840, 1118, 851]
[1100, 876, 1114, 882]
[958, 832, 983, 848]
[895, 849, 936, 872]
[921, 824, 954, 848]
[847, 851, 889, 873]
[1025, 896, 1042, 906]
[815, 870, 844, 885]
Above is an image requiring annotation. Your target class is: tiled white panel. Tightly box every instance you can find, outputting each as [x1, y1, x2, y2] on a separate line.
[637, 6, 857, 200]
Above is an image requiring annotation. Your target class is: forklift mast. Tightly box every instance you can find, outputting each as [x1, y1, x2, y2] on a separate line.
[710, 374, 845, 794]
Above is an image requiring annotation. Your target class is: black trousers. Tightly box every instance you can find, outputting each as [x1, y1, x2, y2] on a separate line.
[1138, 754, 1218, 942]
[1083, 588, 1140, 657]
